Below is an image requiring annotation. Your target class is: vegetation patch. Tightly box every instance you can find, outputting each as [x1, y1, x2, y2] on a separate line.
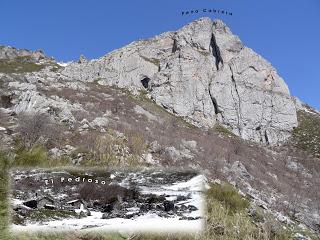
[13, 145, 70, 167]
[206, 183, 250, 214]
[291, 110, 320, 158]
[12, 209, 78, 225]
[139, 55, 160, 67]
[49, 64, 63, 72]
[0, 151, 10, 240]
[0, 59, 45, 73]
[212, 124, 237, 138]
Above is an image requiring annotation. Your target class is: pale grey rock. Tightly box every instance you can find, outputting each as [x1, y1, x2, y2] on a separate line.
[134, 105, 160, 122]
[90, 116, 109, 129]
[149, 140, 162, 153]
[8, 81, 37, 91]
[165, 145, 194, 161]
[293, 97, 304, 111]
[61, 17, 298, 145]
[64, 81, 89, 91]
[49, 147, 64, 157]
[0, 45, 46, 62]
[79, 118, 90, 131]
[229, 161, 253, 181]
[287, 160, 299, 171]
[294, 233, 311, 240]
[142, 153, 158, 165]
[78, 117, 109, 132]
[180, 139, 197, 152]
[13, 90, 83, 126]
[79, 123, 90, 131]
[49, 145, 75, 158]
[78, 54, 88, 64]
[165, 146, 182, 161]
[114, 130, 125, 139]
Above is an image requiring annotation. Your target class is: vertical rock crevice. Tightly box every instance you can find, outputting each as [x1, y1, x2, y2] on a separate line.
[172, 39, 178, 53]
[264, 130, 269, 144]
[210, 34, 223, 70]
[229, 64, 242, 136]
[208, 87, 220, 115]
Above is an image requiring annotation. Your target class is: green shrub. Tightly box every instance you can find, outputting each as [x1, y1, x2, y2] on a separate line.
[13, 145, 70, 167]
[126, 131, 147, 155]
[206, 183, 250, 214]
[13, 145, 48, 166]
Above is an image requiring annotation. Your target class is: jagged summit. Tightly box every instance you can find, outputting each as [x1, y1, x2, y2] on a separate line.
[61, 18, 298, 145]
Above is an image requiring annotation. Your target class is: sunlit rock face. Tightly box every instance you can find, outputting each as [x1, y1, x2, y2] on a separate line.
[61, 17, 298, 145]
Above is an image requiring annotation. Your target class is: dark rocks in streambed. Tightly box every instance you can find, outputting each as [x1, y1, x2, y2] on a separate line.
[156, 204, 165, 211]
[23, 200, 37, 209]
[139, 203, 152, 212]
[176, 195, 189, 202]
[179, 216, 202, 221]
[138, 193, 166, 204]
[187, 205, 198, 211]
[13, 205, 31, 216]
[102, 204, 113, 213]
[102, 209, 136, 220]
[163, 200, 175, 212]
[78, 210, 90, 218]
[99, 197, 199, 220]
[179, 204, 188, 211]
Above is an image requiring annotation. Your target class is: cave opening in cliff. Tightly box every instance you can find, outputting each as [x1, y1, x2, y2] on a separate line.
[141, 77, 150, 89]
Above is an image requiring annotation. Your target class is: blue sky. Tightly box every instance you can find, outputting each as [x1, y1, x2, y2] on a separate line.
[0, 0, 319, 109]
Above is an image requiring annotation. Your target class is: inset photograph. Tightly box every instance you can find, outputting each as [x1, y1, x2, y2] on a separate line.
[10, 169, 205, 233]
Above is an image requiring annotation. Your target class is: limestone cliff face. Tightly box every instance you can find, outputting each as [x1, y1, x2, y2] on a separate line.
[61, 18, 298, 145]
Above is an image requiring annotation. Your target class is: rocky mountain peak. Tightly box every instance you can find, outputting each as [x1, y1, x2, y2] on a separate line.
[61, 18, 297, 145]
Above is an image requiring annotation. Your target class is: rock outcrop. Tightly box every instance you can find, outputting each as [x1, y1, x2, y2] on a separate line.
[61, 18, 297, 145]
[0, 45, 47, 62]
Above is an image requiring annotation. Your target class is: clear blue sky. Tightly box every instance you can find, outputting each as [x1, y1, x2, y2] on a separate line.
[0, 0, 319, 109]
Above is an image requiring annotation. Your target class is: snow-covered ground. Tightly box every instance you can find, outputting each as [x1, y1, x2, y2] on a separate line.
[11, 211, 203, 233]
[57, 61, 71, 67]
[10, 173, 205, 233]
